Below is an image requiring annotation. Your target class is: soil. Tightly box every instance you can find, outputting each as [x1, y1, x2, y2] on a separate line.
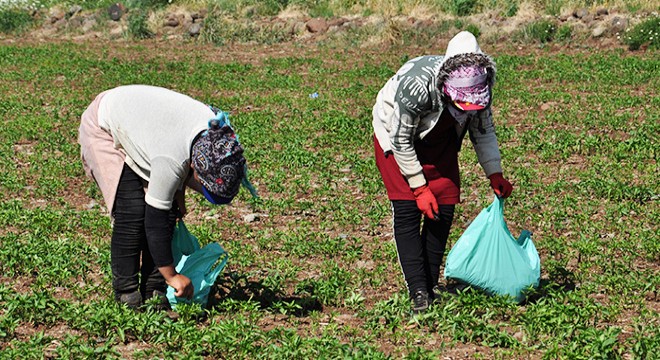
[0, 8, 657, 358]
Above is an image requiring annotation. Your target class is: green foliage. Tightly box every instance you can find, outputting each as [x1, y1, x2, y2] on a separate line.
[464, 23, 480, 38]
[445, 0, 479, 17]
[126, 0, 171, 9]
[0, 35, 658, 358]
[621, 15, 660, 50]
[544, 0, 563, 16]
[516, 19, 557, 43]
[0, 8, 33, 33]
[555, 23, 571, 41]
[502, 1, 518, 17]
[126, 8, 153, 39]
[202, 7, 292, 45]
[212, 0, 289, 17]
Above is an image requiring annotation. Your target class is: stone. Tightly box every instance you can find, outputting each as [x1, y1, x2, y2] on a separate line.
[191, 9, 206, 22]
[82, 17, 97, 33]
[188, 22, 202, 37]
[243, 213, 260, 223]
[306, 18, 329, 33]
[293, 21, 306, 35]
[108, 3, 125, 22]
[49, 7, 66, 24]
[596, 8, 609, 16]
[610, 16, 628, 33]
[328, 17, 348, 28]
[164, 16, 179, 27]
[68, 16, 84, 28]
[574, 8, 589, 19]
[592, 24, 607, 37]
[67, 5, 83, 17]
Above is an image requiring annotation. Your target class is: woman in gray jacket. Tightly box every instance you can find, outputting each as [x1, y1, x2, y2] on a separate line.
[372, 31, 513, 313]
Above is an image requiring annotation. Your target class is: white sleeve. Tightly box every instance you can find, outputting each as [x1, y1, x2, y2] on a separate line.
[144, 156, 187, 210]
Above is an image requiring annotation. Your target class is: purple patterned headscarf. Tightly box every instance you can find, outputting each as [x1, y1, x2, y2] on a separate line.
[443, 65, 490, 109]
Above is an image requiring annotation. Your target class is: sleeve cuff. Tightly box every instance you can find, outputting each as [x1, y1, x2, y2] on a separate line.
[145, 193, 172, 210]
[407, 173, 427, 189]
[482, 162, 503, 178]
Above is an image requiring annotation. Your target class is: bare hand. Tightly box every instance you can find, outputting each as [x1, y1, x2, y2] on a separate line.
[167, 274, 194, 299]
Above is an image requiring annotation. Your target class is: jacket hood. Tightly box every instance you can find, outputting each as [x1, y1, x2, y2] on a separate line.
[437, 31, 496, 91]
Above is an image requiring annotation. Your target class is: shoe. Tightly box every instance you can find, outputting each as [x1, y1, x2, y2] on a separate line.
[116, 290, 142, 309]
[430, 285, 445, 304]
[411, 289, 430, 314]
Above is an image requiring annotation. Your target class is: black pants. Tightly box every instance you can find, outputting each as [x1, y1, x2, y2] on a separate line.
[111, 164, 175, 299]
[392, 200, 455, 297]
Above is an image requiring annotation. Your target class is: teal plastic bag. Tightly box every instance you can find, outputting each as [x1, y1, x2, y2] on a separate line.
[167, 221, 229, 309]
[444, 196, 540, 303]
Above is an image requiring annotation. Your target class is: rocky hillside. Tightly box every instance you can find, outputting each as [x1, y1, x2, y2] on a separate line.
[3, 2, 657, 49]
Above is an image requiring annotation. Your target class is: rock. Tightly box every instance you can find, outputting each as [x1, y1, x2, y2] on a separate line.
[574, 8, 589, 19]
[52, 18, 67, 30]
[108, 3, 125, 22]
[558, 13, 571, 22]
[596, 8, 609, 16]
[69, 16, 84, 28]
[306, 18, 328, 33]
[85, 200, 97, 210]
[164, 16, 179, 27]
[49, 7, 66, 24]
[610, 16, 628, 33]
[328, 17, 348, 28]
[68, 5, 83, 17]
[592, 24, 607, 37]
[82, 17, 97, 33]
[191, 10, 206, 22]
[188, 22, 202, 37]
[243, 213, 260, 223]
[293, 21, 306, 35]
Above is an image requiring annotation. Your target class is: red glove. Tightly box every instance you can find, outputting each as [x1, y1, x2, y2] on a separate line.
[413, 185, 439, 219]
[488, 173, 513, 198]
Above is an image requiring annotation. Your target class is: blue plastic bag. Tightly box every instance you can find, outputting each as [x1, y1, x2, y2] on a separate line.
[167, 221, 229, 309]
[444, 196, 540, 303]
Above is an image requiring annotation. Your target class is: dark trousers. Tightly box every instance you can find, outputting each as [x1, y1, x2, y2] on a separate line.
[111, 164, 174, 299]
[391, 200, 455, 297]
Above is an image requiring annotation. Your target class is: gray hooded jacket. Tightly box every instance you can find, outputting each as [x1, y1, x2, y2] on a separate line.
[372, 31, 503, 189]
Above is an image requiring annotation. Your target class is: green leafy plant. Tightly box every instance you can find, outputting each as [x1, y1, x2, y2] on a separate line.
[517, 19, 556, 43]
[446, 0, 479, 16]
[464, 23, 480, 38]
[0, 30, 658, 359]
[202, 9, 291, 45]
[621, 15, 660, 50]
[0, 8, 33, 33]
[126, 8, 153, 39]
[555, 24, 571, 41]
[502, 1, 518, 17]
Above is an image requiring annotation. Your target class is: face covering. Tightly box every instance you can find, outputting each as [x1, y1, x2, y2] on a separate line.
[447, 103, 477, 126]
